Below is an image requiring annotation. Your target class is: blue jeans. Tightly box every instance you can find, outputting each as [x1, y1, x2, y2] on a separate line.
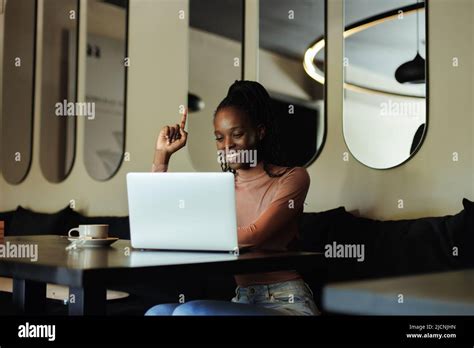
[145, 279, 320, 316]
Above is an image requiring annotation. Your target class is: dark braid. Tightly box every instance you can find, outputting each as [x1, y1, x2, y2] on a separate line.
[220, 161, 236, 175]
[214, 80, 288, 178]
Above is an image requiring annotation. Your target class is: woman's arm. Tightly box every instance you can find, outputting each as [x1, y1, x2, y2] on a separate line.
[152, 110, 188, 173]
[152, 150, 170, 172]
[237, 168, 310, 247]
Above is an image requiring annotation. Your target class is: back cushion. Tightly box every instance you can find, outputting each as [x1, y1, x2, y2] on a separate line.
[297, 201, 472, 283]
[297, 207, 349, 252]
[0, 210, 16, 234]
[7, 206, 80, 236]
[461, 198, 474, 267]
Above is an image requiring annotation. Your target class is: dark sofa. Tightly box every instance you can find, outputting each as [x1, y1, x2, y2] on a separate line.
[0, 198, 473, 315]
[296, 198, 474, 310]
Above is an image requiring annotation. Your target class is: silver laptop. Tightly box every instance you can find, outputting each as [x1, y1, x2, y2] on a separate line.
[126, 172, 240, 254]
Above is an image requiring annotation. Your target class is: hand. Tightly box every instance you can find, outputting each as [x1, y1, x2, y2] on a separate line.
[155, 109, 188, 155]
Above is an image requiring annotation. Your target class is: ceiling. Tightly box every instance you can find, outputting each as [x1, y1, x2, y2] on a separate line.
[102, 0, 128, 8]
[190, 0, 325, 60]
[345, 0, 426, 95]
[190, 0, 424, 61]
[103, 0, 426, 91]
[103, 0, 424, 62]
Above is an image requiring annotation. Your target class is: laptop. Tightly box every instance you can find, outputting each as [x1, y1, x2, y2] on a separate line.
[126, 172, 246, 254]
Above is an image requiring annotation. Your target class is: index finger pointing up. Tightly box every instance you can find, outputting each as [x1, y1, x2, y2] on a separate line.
[180, 108, 187, 130]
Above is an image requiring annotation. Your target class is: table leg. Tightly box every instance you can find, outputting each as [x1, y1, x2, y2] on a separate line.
[12, 278, 46, 314]
[68, 285, 106, 315]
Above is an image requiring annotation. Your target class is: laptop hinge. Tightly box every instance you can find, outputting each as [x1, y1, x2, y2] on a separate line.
[231, 247, 239, 256]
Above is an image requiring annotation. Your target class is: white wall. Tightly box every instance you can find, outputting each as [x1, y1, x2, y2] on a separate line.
[0, 8, 3, 203]
[0, 0, 473, 221]
[0, 0, 190, 216]
[187, 26, 317, 172]
[343, 90, 425, 169]
[306, 0, 474, 219]
[187, 28, 241, 172]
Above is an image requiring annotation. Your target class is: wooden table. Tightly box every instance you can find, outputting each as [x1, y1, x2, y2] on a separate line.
[0, 235, 323, 315]
[0, 277, 129, 302]
[323, 269, 474, 315]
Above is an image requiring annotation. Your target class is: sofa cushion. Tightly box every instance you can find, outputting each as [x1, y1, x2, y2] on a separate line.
[0, 210, 16, 234]
[296, 207, 348, 252]
[297, 199, 473, 283]
[369, 211, 465, 277]
[461, 198, 474, 267]
[7, 206, 80, 236]
[4, 205, 130, 239]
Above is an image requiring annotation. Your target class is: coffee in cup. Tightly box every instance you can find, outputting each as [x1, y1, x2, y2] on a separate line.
[68, 224, 109, 239]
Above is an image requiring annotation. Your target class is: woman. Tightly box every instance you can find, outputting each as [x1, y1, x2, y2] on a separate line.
[146, 80, 319, 316]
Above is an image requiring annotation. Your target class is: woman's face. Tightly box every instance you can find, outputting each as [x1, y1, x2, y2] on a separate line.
[213, 106, 264, 170]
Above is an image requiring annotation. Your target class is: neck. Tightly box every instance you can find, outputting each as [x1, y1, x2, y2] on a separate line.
[235, 160, 267, 181]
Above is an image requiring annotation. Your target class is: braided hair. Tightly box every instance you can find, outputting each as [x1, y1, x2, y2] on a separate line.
[214, 80, 288, 178]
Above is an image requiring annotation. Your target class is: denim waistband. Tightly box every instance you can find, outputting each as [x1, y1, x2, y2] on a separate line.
[235, 279, 313, 298]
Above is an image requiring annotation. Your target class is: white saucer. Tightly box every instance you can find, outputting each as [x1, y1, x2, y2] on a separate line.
[67, 237, 119, 247]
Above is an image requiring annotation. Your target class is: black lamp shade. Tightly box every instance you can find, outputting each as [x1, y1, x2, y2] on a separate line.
[395, 52, 425, 84]
[188, 93, 205, 112]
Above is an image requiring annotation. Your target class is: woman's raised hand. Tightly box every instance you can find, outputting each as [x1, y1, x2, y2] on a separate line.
[155, 109, 188, 156]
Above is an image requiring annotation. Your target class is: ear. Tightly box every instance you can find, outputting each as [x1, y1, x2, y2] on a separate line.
[257, 124, 266, 141]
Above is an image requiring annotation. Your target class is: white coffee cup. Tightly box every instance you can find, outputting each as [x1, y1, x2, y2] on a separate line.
[68, 224, 109, 239]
